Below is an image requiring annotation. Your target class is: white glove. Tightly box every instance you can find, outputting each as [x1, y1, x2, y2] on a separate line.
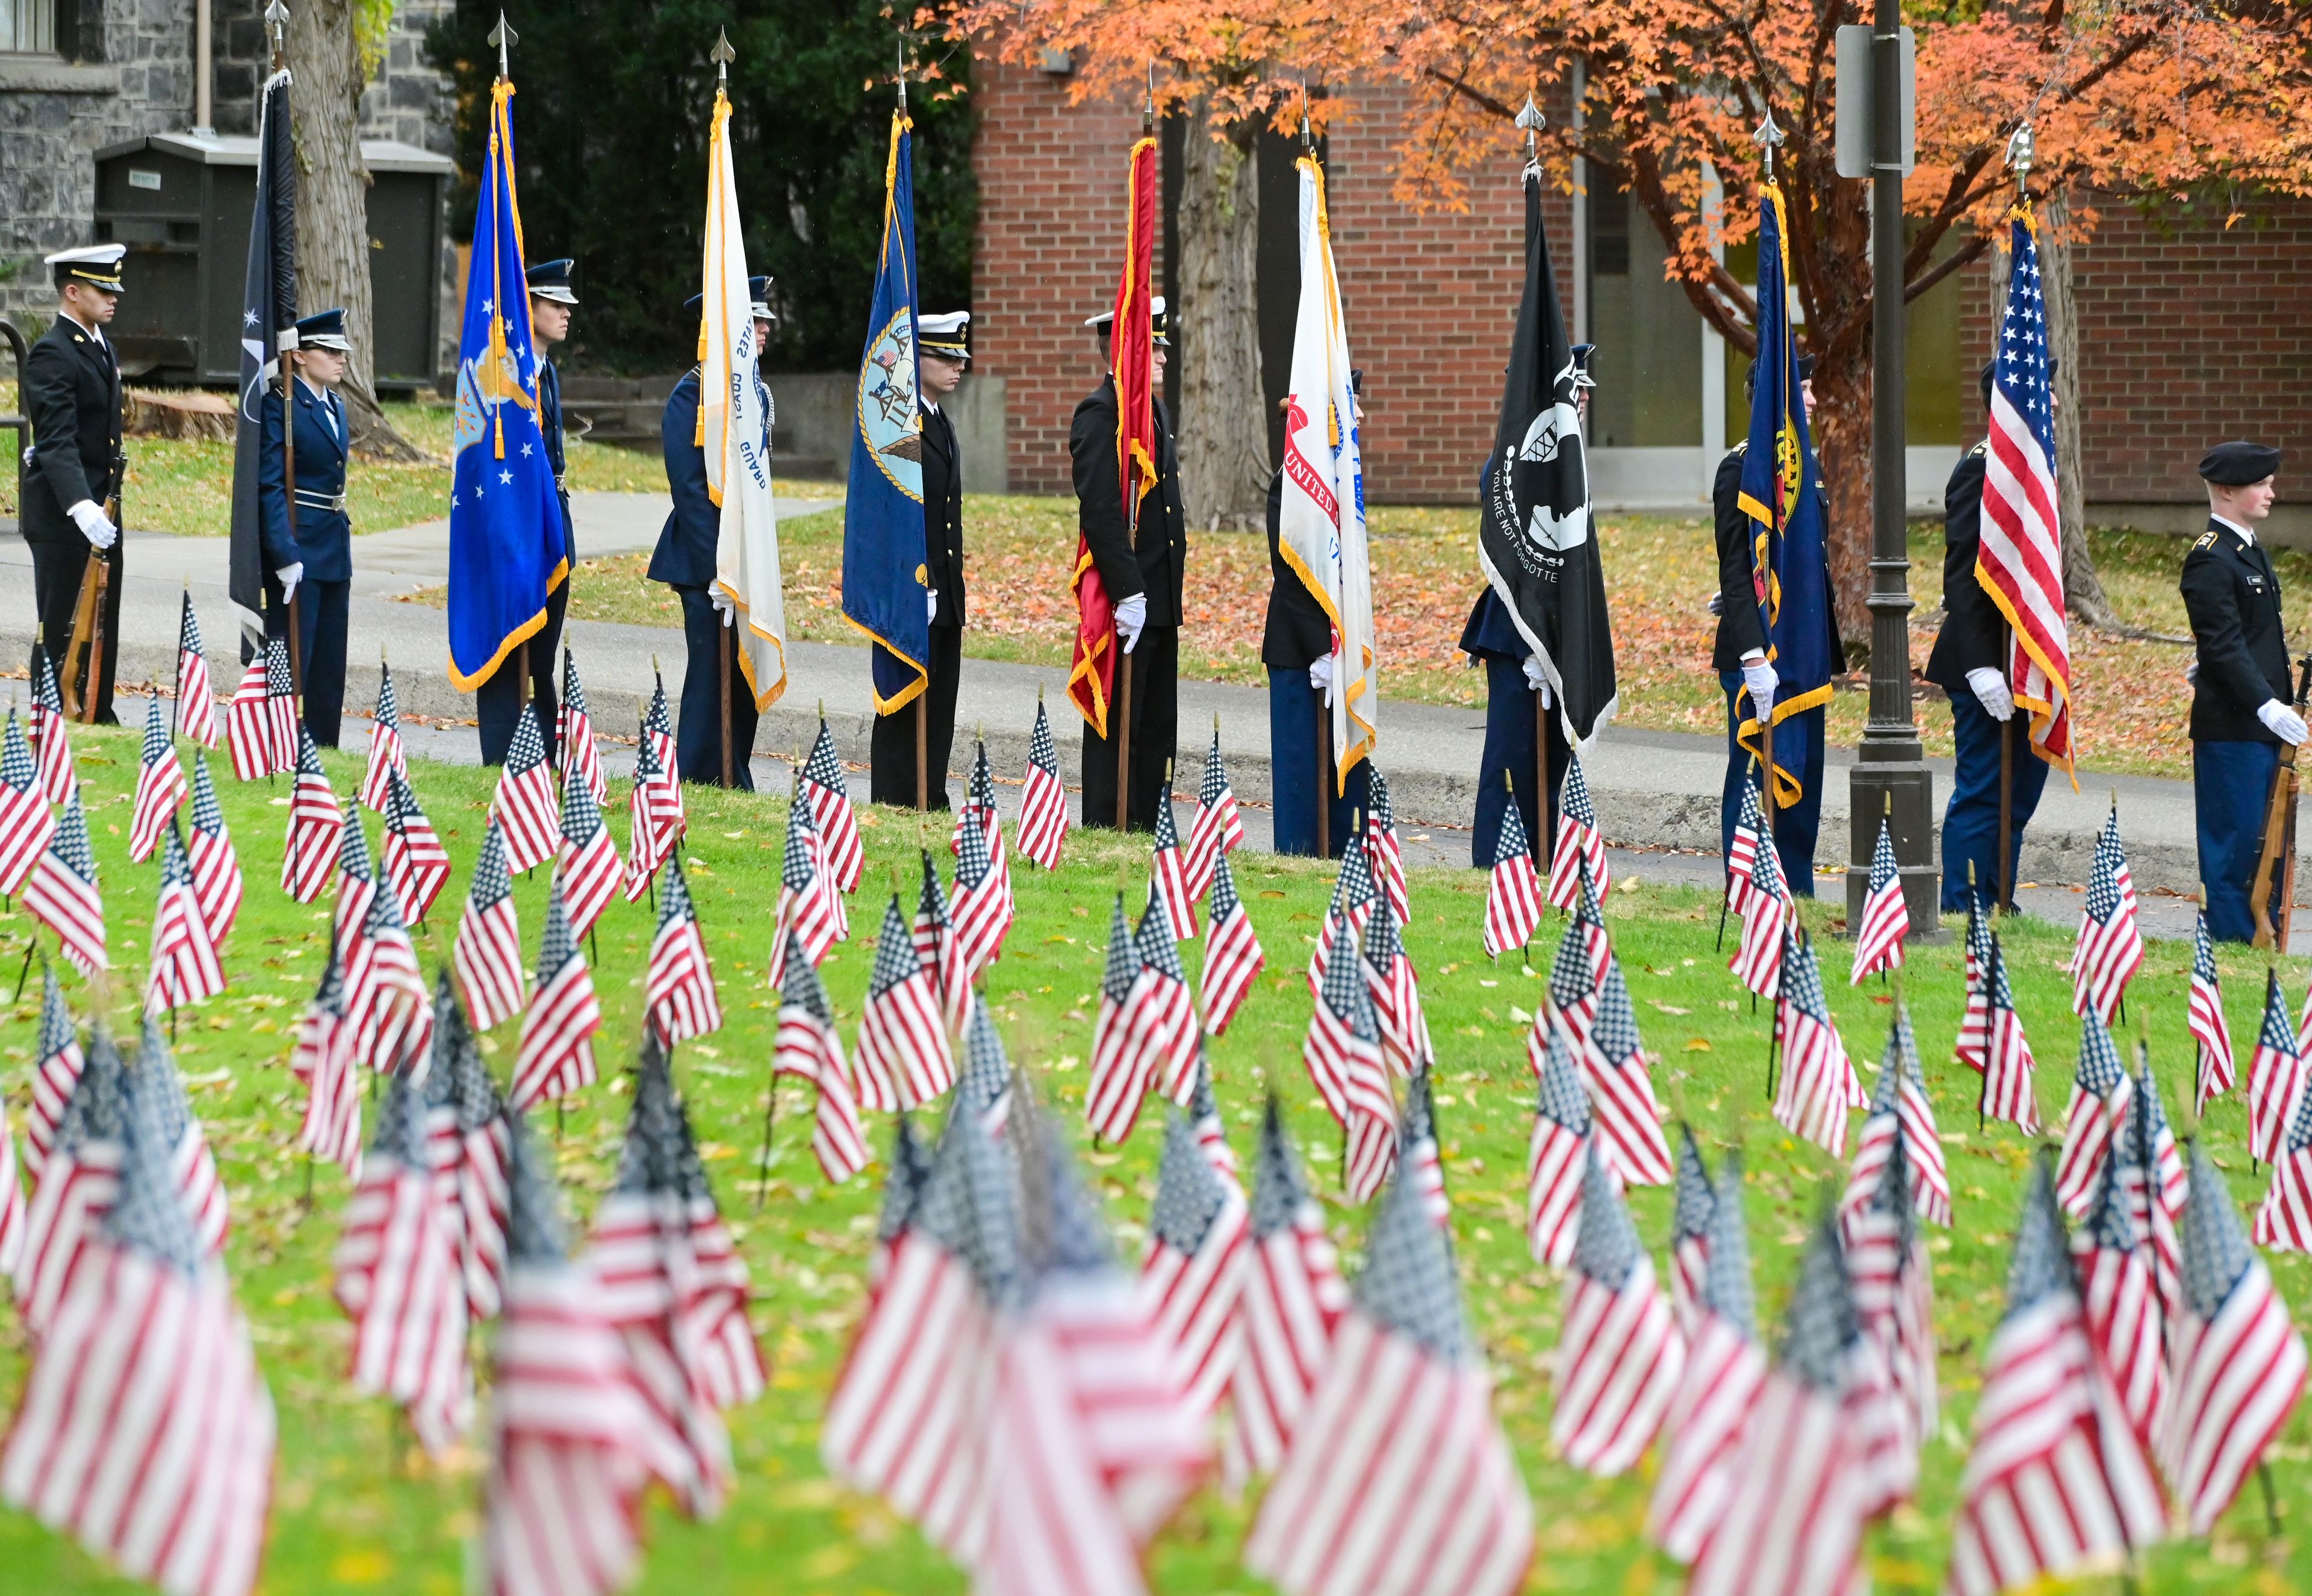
[1115, 592, 1147, 654]
[1308, 654, 1334, 695]
[927, 589, 940, 624]
[67, 499, 117, 550]
[1738, 650, 1777, 713]
[2186, 662, 2199, 686]
[276, 560, 303, 606]
[2260, 698, 2308, 747]
[1966, 667, 2016, 722]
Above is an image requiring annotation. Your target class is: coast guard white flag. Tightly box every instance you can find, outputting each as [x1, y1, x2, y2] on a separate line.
[700, 84, 788, 709]
[1276, 152, 1376, 789]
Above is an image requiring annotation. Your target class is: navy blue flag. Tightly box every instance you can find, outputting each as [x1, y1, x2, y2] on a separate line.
[841, 108, 929, 714]
[1734, 181, 1836, 803]
[446, 79, 567, 692]
[228, 67, 297, 652]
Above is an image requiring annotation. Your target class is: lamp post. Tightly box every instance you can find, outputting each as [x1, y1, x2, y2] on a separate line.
[1845, 0, 1945, 940]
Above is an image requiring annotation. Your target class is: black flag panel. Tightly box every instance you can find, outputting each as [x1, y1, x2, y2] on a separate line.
[1478, 167, 1617, 747]
[229, 67, 297, 653]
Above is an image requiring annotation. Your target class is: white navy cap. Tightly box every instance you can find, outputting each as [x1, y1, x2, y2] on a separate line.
[919, 311, 971, 361]
[47, 243, 126, 292]
[1084, 295, 1168, 346]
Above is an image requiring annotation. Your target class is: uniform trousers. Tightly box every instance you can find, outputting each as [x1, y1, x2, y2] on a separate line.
[28, 534, 125, 726]
[1268, 668, 1372, 857]
[2196, 738, 2282, 944]
[1718, 672, 1826, 896]
[869, 625, 962, 809]
[1470, 657, 1570, 869]
[268, 580, 350, 749]
[1081, 626, 1177, 833]
[1939, 693, 2051, 913]
[673, 586, 757, 790]
[476, 577, 567, 766]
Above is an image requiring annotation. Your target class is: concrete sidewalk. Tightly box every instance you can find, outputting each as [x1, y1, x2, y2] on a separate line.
[7, 498, 2301, 912]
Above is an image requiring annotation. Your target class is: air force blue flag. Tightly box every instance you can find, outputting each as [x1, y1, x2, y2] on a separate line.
[840, 108, 929, 714]
[1733, 181, 1836, 803]
[446, 79, 568, 692]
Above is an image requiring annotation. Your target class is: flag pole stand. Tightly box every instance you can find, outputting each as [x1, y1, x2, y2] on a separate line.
[915, 693, 928, 813]
[1998, 631, 2013, 915]
[1314, 691, 1331, 859]
[718, 616, 734, 789]
[1536, 682, 1552, 893]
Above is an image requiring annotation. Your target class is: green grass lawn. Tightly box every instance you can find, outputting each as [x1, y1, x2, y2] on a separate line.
[2, 724, 2308, 1592]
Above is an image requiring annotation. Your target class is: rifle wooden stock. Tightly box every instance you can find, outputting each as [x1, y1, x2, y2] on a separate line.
[58, 528, 113, 723]
[2251, 652, 2312, 949]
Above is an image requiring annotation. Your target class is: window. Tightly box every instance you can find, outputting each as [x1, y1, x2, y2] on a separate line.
[1, 0, 54, 52]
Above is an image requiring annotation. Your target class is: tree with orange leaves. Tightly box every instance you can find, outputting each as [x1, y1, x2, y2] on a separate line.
[1299, 0, 2312, 641]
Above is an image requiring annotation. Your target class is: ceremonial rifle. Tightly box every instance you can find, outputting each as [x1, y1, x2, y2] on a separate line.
[2250, 646, 2312, 951]
[58, 444, 123, 724]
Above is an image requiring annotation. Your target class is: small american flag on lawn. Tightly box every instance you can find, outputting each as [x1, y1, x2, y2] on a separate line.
[511, 877, 603, 1111]
[0, 1090, 22, 1275]
[1142, 1108, 1250, 1421]
[135, 1015, 228, 1260]
[1306, 827, 1378, 995]
[1182, 725, 1243, 902]
[1582, 952, 1673, 1186]
[2257, 1063, 2312, 1252]
[491, 704, 561, 875]
[772, 950, 868, 1184]
[1482, 789, 1543, 960]
[172, 591, 219, 749]
[622, 728, 677, 902]
[333, 1055, 473, 1456]
[1085, 895, 1147, 1142]
[282, 727, 344, 903]
[1129, 892, 1201, 1110]
[767, 790, 840, 985]
[954, 1000, 1015, 1138]
[1771, 930, 1856, 1156]
[1148, 790, 1197, 940]
[853, 893, 955, 1113]
[359, 659, 408, 813]
[645, 855, 722, 1046]
[25, 966, 85, 1175]
[1360, 893, 1432, 1076]
[913, 849, 965, 1032]
[345, 871, 432, 1076]
[1667, 1126, 1714, 1333]
[1400, 1065, 1447, 1225]
[1724, 772, 1764, 921]
[30, 644, 77, 801]
[1187, 1051, 1236, 1181]
[641, 673, 686, 842]
[1223, 1096, 1349, 1489]
[2249, 967, 2306, 1166]
[24, 786, 105, 978]
[1244, 1160, 1534, 1596]
[1199, 848, 1264, 1039]
[2189, 911, 2235, 1113]
[1535, 873, 1603, 1074]
[332, 803, 378, 958]
[1841, 1003, 1951, 1229]
[1526, 1024, 1596, 1270]
[455, 820, 527, 1031]
[1304, 914, 1396, 1202]
[1850, 816, 1906, 984]
[558, 649, 607, 806]
[264, 638, 299, 775]
[957, 739, 1014, 928]
[2124, 1052, 2187, 1317]
[1015, 697, 1069, 871]
[13, 1026, 127, 1336]
[423, 984, 511, 1323]
[1553, 1145, 1683, 1477]
[146, 826, 225, 1017]
[801, 717, 859, 892]
[294, 933, 362, 1178]
[949, 786, 1011, 982]
[1981, 935, 2042, 1133]
[1548, 751, 1609, 911]
[384, 769, 451, 925]
[1956, 892, 1995, 1073]
[1649, 1149, 1764, 1562]
[2078, 1147, 2166, 1441]
[2069, 803, 2143, 1023]
[128, 695, 188, 863]
[223, 647, 274, 781]
[0, 709, 56, 895]
[0, 1038, 275, 1596]
[1365, 767, 1409, 928]
[2054, 1007, 2134, 1219]
[1840, 1129, 1933, 1512]
[1945, 1165, 2164, 1596]
[186, 753, 242, 949]
[552, 753, 620, 942]
[1729, 816, 1788, 1001]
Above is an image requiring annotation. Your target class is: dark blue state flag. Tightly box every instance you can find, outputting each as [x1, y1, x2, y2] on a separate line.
[446, 79, 567, 693]
[228, 66, 297, 651]
[1734, 181, 1836, 803]
[841, 108, 929, 713]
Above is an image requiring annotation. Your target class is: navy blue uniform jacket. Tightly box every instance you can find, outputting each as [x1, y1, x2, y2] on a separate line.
[2181, 518, 2293, 744]
[21, 315, 124, 544]
[649, 367, 771, 589]
[258, 378, 352, 581]
[1923, 443, 2000, 693]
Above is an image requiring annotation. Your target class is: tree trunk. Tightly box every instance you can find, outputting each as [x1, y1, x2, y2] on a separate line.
[1809, 349, 1875, 662]
[1173, 104, 1268, 530]
[287, 0, 422, 463]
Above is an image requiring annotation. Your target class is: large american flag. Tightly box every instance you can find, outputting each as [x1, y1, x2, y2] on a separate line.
[1526, 1024, 1596, 1270]
[1771, 930, 1856, 1156]
[767, 789, 840, 984]
[1142, 1108, 1250, 1421]
[0, 709, 56, 895]
[282, 727, 344, 904]
[2189, 912, 2236, 1114]
[1306, 827, 1378, 995]
[558, 648, 606, 806]
[1182, 726, 1243, 902]
[1728, 817, 1788, 1001]
[24, 786, 106, 978]
[1981, 934, 2042, 1132]
[1244, 1161, 1534, 1596]
[1015, 697, 1069, 871]
[332, 1057, 473, 1455]
[1945, 1167, 2163, 1595]
[129, 692, 189, 863]
[772, 950, 868, 1184]
[1841, 1004, 1953, 1229]
[645, 854, 722, 1046]
[1553, 1145, 1683, 1477]
[454, 819, 527, 1031]
[552, 753, 620, 941]
[423, 985, 511, 1323]
[491, 704, 562, 876]
[30, 643, 77, 802]
[1304, 915, 1396, 1202]
[186, 753, 243, 949]
[383, 769, 451, 926]
[1685, 1216, 1874, 1596]
[1360, 893, 1432, 1076]
[294, 932, 363, 1178]
[1365, 767, 1410, 929]
[1548, 750, 1609, 911]
[2054, 1007, 2135, 1219]
[1128, 892, 1200, 1109]
[511, 877, 603, 1111]
[853, 893, 955, 1112]
[172, 591, 219, 750]
[800, 716, 859, 892]
[2164, 1140, 2308, 1533]
[359, 659, 408, 814]
[146, 825, 226, 1017]
[2070, 805, 2143, 1022]
[24, 965, 85, 1176]
[1977, 206, 2072, 769]
[2248, 968, 2305, 1166]
[1224, 1096, 1348, 1488]
[1649, 1149, 1765, 1562]
[1482, 790, 1543, 960]
[0, 1040, 275, 1596]
[1147, 792, 1198, 940]
[1581, 952, 1673, 1187]
[2078, 1149, 2166, 1441]
[1085, 895, 1148, 1142]
[1850, 816, 1907, 984]
[1199, 848, 1264, 1039]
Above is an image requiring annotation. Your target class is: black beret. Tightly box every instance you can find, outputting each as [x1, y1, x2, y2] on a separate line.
[2200, 441, 2281, 486]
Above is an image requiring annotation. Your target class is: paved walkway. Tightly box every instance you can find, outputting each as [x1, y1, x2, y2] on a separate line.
[9, 496, 2304, 933]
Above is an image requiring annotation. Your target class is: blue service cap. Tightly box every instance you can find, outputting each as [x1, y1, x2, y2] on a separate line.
[526, 258, 578, 305]
[294, 308, 351, 351]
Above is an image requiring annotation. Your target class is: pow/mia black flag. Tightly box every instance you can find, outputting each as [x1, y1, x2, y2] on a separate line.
[228, 64, 297, 653]
[1479, 165, 1617, 746]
